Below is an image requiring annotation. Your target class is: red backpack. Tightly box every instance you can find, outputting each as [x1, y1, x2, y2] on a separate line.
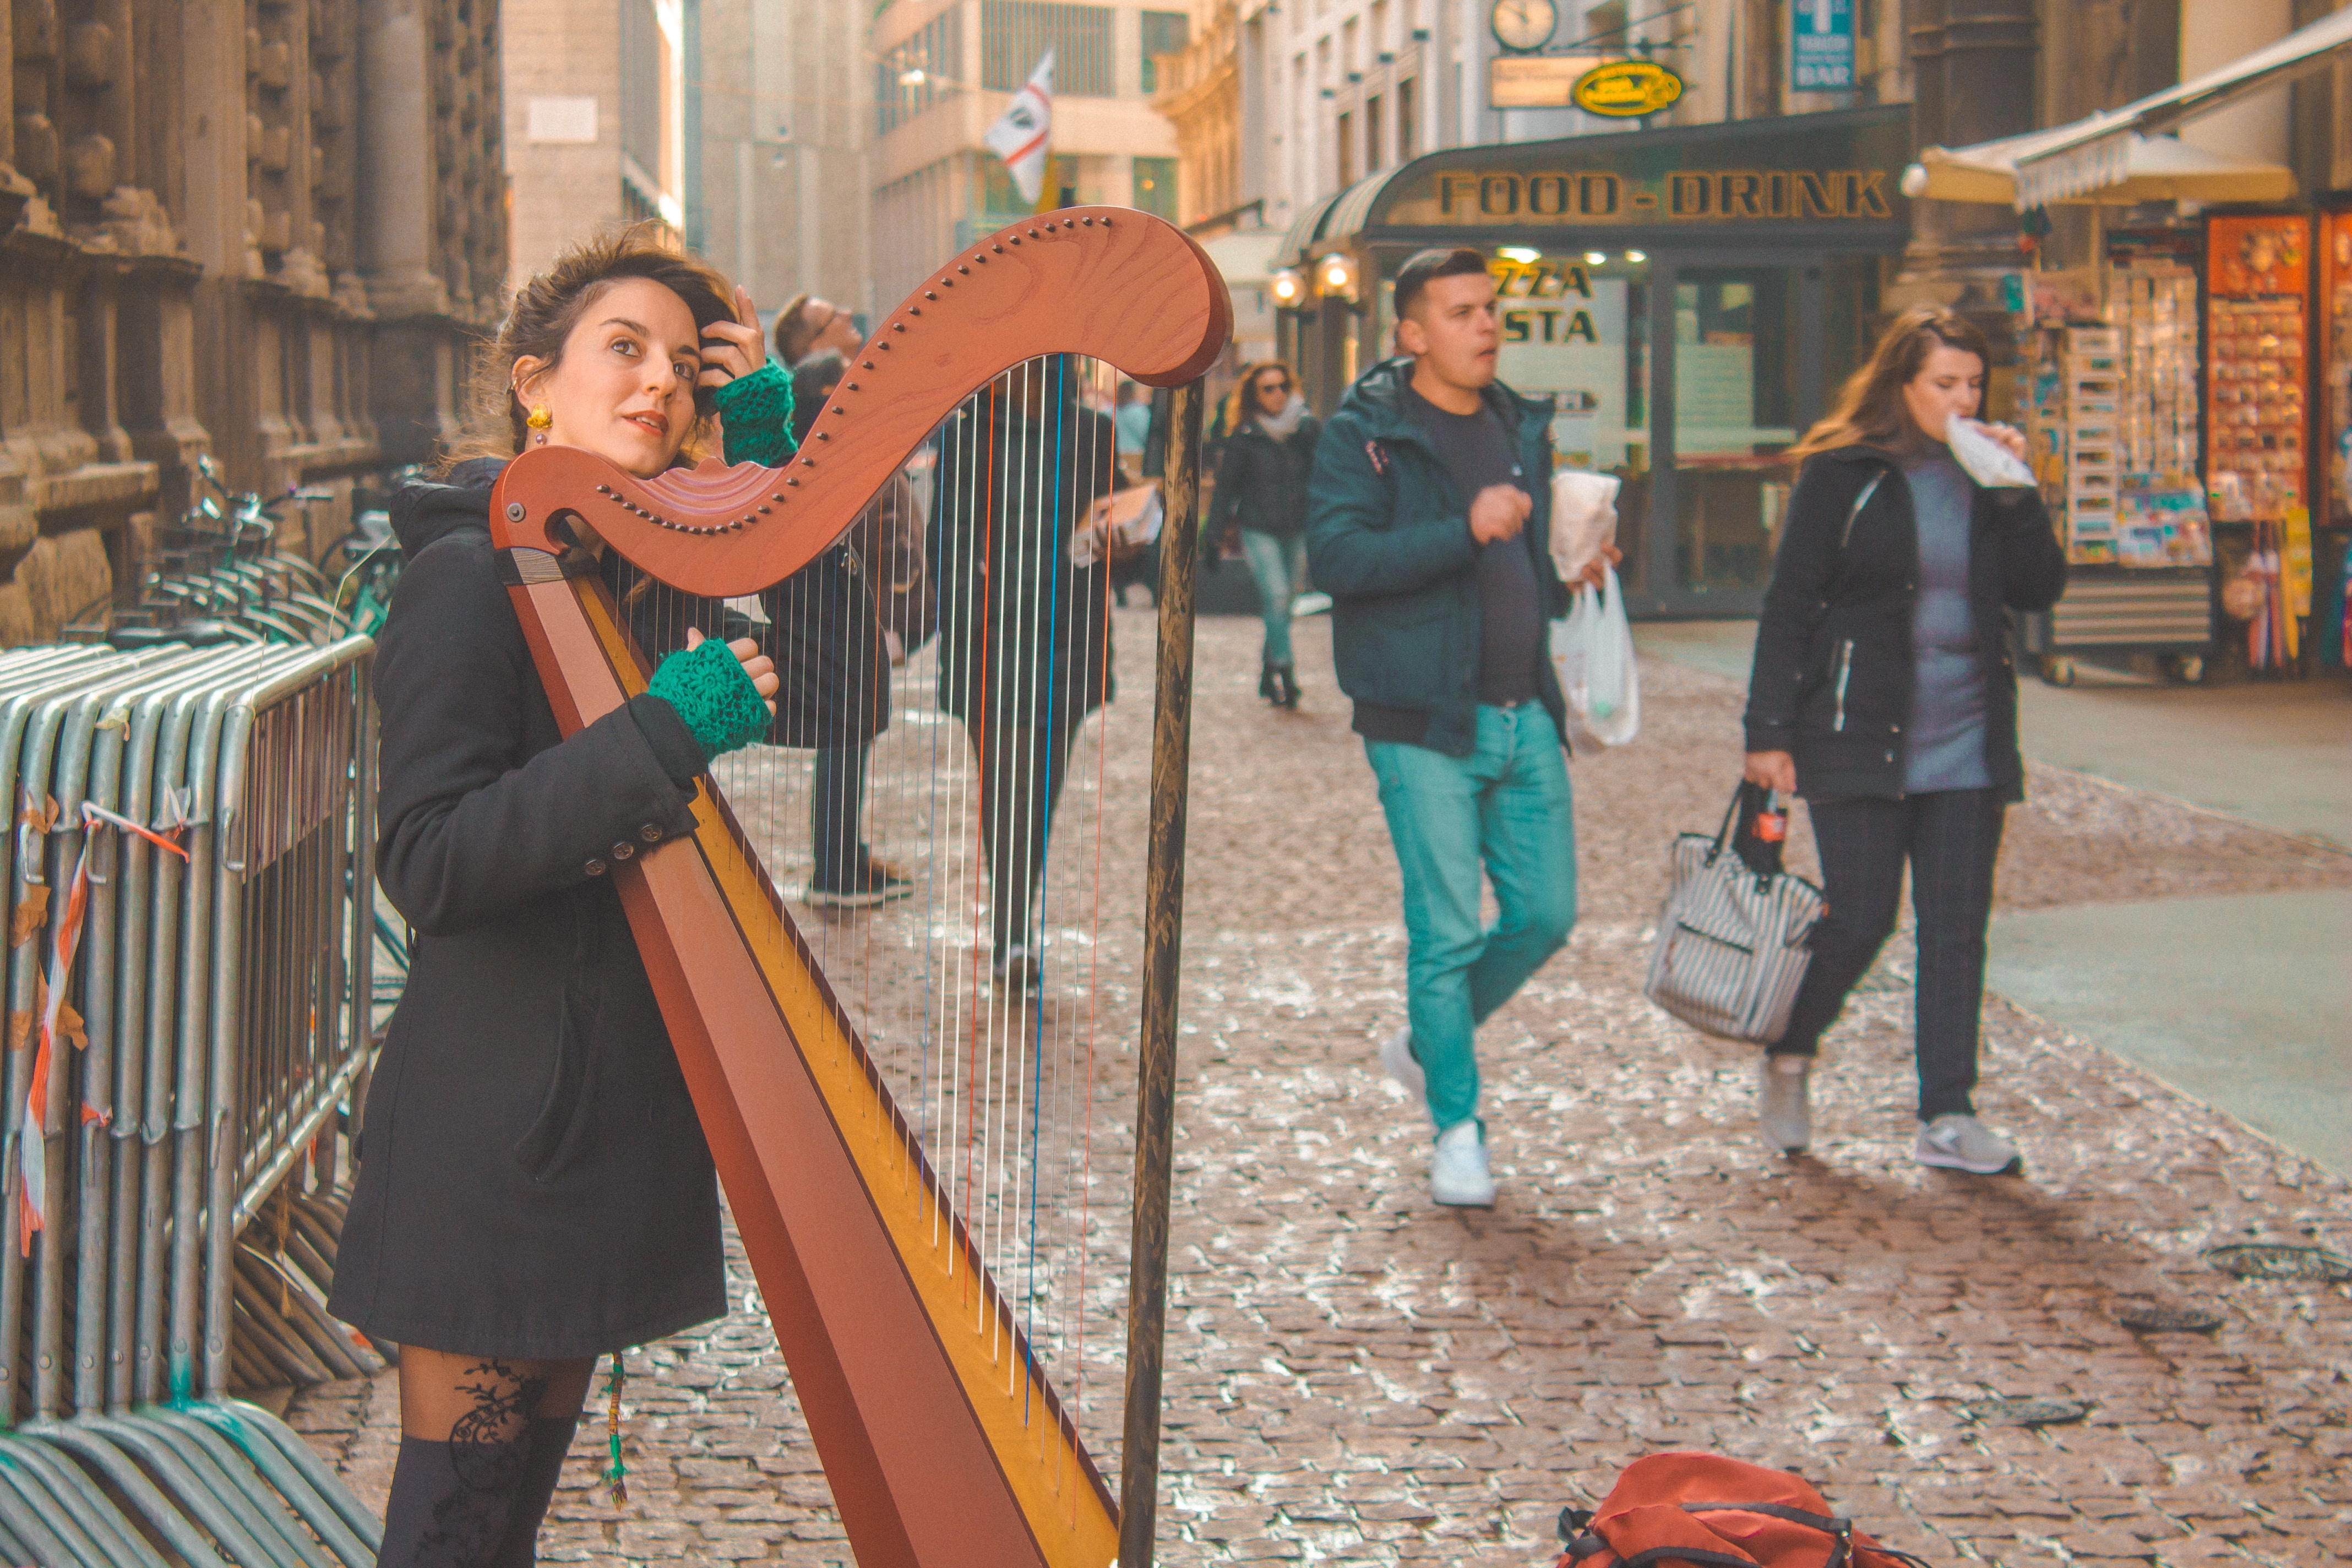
[1556, 1453, 1932, 1568]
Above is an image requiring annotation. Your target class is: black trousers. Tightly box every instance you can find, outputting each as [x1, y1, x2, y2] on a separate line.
[972, 715, 1080, 955]
[1772, 788, 2006, 1121]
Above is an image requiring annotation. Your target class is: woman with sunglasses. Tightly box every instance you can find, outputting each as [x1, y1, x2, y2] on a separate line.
[1210, 361, 1321, 706]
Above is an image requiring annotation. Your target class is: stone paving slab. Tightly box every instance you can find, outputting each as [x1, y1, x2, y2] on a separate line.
[291, 612, 2352, 1565]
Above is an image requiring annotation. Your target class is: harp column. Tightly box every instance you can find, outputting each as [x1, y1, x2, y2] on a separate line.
[1120, 377, 1205, 1568]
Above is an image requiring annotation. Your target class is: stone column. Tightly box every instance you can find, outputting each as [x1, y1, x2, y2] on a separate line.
[360, 0, 457, 466]
[357, 0, 446, 316]
[1897, 0, 2040, 301]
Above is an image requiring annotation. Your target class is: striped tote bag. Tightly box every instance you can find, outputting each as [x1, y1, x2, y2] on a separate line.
[1643, 786, 1825, 1045]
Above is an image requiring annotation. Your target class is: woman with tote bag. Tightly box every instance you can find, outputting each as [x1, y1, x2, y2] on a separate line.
[1741, 306, 2065, 1170]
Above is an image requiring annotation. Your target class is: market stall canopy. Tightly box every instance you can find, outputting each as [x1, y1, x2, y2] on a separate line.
[1903, 131, 2297, 209]
[2013, 7, 2352, 208]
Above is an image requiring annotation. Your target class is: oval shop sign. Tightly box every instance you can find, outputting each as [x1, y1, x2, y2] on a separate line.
[1571, 59, 1684, 118]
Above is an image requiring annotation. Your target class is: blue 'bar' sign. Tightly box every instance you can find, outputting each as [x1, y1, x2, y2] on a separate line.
[1792, 0, 1855, 91]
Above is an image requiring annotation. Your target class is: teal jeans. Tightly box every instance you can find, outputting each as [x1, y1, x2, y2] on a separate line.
[1366, 704, 1577, 1134]
[1239, 529, 1304, 666]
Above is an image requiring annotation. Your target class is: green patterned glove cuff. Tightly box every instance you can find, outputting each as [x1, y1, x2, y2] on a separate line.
[646, 636, 770, 764]
[712, 360, 797, 467]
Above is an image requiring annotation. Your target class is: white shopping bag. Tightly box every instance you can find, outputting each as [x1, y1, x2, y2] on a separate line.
[1549, 470, 1622, 584]
[1549, 563, 1640, 747]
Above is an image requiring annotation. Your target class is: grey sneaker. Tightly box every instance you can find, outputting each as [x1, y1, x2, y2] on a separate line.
[1758, 1055, 1811, 1153]
[1430, 1120, 1495, 1207]
[1380, 1025, 1428, 1117]
[1914, 1113, 2021, 1174]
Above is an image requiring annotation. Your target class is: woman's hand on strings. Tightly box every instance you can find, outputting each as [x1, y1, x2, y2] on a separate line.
[685, 625, 780, 715]
[699, 286, 767, 391]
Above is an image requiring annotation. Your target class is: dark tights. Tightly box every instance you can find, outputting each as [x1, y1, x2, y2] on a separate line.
[379, 1349, 594, 1567]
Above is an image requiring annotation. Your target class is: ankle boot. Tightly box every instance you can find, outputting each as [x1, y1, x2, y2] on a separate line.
[490, 1417, 580, 1567]
[380, 1431, 530, 1566]
[1274, 664, 1300, 708]
[1258, 659, 1279, 702]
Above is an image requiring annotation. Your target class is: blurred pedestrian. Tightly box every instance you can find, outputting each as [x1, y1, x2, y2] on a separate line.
[1306, 247, 1613, 1207]
[334, 225, 783, 1566]
[1743, 305, 2065, 1171]
[932, 357, 1123, 987]
[1114, 378, 1152, 481]
[773, 292, 862, 367]
[1209, 360, 1319, 706]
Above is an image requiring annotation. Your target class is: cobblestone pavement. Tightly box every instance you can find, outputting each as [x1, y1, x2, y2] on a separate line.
[291, 611, 2352, 1565]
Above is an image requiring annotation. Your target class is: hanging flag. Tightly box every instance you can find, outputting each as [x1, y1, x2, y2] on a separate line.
[984, 48, 1055, 205]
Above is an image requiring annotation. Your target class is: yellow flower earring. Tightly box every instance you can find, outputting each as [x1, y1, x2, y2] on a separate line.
[526, 404, 553, 445]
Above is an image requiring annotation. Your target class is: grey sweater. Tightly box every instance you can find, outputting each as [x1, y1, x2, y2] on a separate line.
[1900, 446, 1992, 792]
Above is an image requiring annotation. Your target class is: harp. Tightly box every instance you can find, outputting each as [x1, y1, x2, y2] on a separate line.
[487, 211, 1227, 1568]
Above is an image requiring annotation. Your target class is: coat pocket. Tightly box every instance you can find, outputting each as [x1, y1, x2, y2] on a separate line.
[513, 991, 598, 1184]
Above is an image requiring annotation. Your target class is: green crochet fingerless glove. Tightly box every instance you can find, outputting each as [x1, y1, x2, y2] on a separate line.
[646, 636, 771, 764]
[712, 360, 797, 467]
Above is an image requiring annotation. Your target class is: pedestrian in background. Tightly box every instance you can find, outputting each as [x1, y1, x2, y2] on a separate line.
[1743, 304, 2065, 1172]
[1210, 360, 1320, 707]
[781, 350, 930, 906]
[1307, 247, 1613, 1207]
[1114, 378, 1153, 482]
[773, 292, 861, 368]
[931, 357, 1122, 987]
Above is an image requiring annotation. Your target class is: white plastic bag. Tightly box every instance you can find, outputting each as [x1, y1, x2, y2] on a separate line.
[1549, 470, 1622, 584]
[1945, 415, 2036, 488]
[1550, 563, 1640, 747]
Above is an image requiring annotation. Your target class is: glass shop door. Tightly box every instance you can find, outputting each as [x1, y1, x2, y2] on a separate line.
[1635, 252, 1863, 616]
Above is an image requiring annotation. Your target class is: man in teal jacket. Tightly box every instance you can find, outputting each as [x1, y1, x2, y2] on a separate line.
[1306, 247, 1613, 1207]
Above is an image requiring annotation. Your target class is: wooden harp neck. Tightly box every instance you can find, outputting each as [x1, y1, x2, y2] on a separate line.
[489, 208, 1231, 596]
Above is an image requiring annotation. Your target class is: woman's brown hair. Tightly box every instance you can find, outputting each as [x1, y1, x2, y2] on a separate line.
[1788, 305, 1992, 462]
[446, 221, 737, 468]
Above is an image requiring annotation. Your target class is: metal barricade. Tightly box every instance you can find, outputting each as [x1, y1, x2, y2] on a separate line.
[0, 640, 385, 1567]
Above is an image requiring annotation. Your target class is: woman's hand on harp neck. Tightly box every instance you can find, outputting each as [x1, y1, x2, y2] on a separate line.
[683, 625, 781, 716]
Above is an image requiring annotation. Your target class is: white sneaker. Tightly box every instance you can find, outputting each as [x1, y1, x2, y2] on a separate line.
[1758, 1055, 1811, 1153]
[1291, 591, 1332, 617]
[1914, 1113, 2021, 1174]
[1380, 1025, 1427, 1117]
[1430, 1120, 1495, 1207]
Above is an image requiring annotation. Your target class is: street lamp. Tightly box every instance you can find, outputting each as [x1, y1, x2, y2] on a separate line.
[1270, 267, 1306, 306]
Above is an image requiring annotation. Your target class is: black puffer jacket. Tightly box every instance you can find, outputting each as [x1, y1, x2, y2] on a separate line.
[1744, 444, 2066, 802]
[1210, 410, 1321, 538]
[330, 459, 726, 1359]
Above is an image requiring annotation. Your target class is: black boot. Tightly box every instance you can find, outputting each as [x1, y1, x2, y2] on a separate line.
[1258, 659, 1278, 702]
[1273, 663, 1300, 709]
[379, 1432, 530, 1566]
[490, 1417, 580, 1567]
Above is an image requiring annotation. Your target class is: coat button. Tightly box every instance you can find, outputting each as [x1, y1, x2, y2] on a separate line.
[640, 823, 663, 842]
[612, 841, 636, 861]
[1884, 752, 1896, 763]
[1891, 725, 1902, 734]
[585, 858, 608, 876]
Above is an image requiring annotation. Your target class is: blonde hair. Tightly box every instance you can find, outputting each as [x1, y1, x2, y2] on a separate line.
[1789, 305, 1992, 462]
[447, 222, 736, 468]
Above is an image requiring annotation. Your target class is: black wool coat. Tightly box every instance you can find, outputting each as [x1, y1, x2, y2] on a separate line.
[1743, 444, 2067, 803]
[328, 459, 727, 1359]
[1208, 412, 1321, 539]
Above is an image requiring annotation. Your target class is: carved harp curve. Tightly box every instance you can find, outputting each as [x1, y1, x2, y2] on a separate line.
[486, 210, 1229, 1568]
[491, 208, 1231, 597]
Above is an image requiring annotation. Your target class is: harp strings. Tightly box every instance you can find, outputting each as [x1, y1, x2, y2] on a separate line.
[610, 353, 1132, 1473]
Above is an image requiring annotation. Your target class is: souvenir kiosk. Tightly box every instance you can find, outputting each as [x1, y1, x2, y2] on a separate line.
[1270, 105, 1914, 619]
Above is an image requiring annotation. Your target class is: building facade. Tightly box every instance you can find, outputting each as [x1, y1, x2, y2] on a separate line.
[690, 0, 874, 322]
[504, 0, 687, 285]
[869, 0, 1188, 311]
[0, 0, 504, 646]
